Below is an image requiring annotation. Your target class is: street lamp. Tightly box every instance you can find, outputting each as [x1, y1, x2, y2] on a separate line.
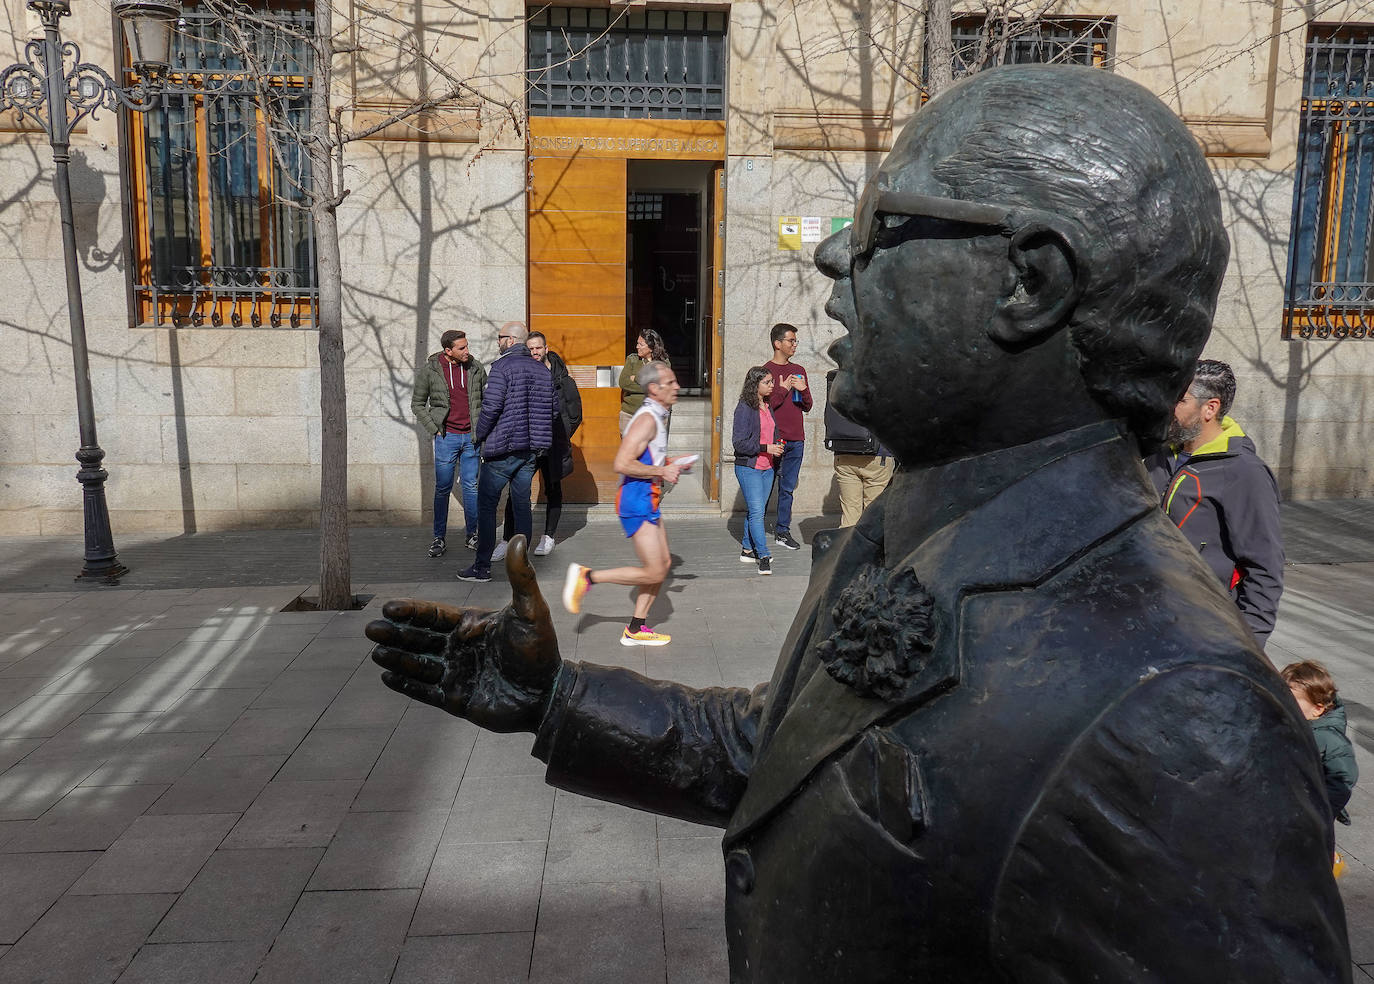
[0, 0, 182, 582]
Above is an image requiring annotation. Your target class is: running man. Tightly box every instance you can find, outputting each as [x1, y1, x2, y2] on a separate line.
[563, 360, 683, 646]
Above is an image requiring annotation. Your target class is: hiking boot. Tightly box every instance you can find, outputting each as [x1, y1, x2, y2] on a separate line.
[428, 537, 446, 558]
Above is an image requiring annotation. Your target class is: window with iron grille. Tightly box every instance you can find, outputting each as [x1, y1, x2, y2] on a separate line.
[628, 192, 664, 221]
[526, 7, 727, 119]
[949, 17, 1114, 77]
[1284, 27, 1374, 339]
[126, 2, 316, 328]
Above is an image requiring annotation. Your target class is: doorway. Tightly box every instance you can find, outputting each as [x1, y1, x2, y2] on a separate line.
[626, 161, 715, 393]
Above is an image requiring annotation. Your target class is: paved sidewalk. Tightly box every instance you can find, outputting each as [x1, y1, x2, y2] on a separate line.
[0, 502, 1372, 982]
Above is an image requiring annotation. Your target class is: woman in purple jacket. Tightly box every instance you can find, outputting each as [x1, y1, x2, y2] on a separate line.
[731, 366, 784, 575]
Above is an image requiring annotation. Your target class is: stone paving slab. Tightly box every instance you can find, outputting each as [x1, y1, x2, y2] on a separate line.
[0, 506, 1371, 980]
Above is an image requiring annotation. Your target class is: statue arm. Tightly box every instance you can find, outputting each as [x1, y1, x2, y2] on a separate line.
[533, 661, 767, 827]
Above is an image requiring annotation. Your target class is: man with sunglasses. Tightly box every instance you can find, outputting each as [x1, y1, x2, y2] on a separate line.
[456, 323, 557, 583]
[763, 322, 811, 550]
[369, 65, 1347, 982]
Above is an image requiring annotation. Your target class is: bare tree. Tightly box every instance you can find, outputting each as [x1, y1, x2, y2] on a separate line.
[925, 0, 953, 97]
[859, 0, 1114, 100]
[187, 0, 525, 609]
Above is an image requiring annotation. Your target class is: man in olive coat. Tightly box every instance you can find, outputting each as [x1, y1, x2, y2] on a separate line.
[410, 329, 486, 557]
[369, 66, 1349, 982]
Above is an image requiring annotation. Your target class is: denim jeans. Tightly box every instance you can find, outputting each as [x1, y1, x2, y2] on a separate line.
[735, 463, 772, 558]
[504, 454, 563, 539]
[476, 451, 537, 568]
[433, 431, 479, 541]
[772, 439, 805, 535]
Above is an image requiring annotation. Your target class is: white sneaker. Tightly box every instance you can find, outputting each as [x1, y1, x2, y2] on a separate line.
[491, 540, 509, 563]
[534, 534, 556, 556]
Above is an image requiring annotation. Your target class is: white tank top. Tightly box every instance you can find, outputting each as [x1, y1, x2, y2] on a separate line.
[629, 398, 669, 468]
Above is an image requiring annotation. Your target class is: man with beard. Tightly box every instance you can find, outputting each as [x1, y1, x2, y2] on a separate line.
[1145, 359, 1284, 646]
[366, 66, 1347, 982]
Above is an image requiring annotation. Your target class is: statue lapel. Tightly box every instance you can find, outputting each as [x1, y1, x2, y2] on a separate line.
[725, 432, 1159, 844]
[753, 518, 884, 756]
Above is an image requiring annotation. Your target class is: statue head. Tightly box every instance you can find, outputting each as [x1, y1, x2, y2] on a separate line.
[817, 64, 1229, 464]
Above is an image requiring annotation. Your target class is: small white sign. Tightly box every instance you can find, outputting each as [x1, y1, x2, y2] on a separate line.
[801, 216, 824, 243]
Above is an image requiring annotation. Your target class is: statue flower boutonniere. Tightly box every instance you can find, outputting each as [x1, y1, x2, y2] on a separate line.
[816, 564, 937, 700]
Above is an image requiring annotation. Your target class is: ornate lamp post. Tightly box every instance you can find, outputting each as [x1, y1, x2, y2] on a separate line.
[0, 0, 180, 582]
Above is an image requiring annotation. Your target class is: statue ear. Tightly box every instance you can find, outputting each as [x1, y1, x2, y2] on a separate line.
[988, 222, 1083, 345]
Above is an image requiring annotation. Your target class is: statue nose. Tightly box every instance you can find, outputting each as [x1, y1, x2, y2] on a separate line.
[815, 227, 852, 280]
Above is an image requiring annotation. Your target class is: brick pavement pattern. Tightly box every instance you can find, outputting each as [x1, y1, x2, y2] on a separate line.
[1, 502, 1373, 981]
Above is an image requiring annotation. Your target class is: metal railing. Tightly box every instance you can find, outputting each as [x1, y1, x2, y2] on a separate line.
[527, 6, 727, 119]
[130, 5, 317, 327]
[950, 17, 1114, 75]
[1285, 27, 1374, 339]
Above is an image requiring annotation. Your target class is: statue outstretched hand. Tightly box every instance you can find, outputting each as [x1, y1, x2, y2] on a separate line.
[365, 535, 562, 733]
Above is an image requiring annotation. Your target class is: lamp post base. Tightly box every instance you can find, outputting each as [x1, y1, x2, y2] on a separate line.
[74, 445, 128, 584]
[75, 563, 130, 584]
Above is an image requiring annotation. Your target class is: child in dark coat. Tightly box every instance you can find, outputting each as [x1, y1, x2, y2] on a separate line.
[1282, 661, 1358, 827]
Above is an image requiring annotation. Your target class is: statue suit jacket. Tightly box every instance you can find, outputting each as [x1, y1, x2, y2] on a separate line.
[531, 423, 1350, 983]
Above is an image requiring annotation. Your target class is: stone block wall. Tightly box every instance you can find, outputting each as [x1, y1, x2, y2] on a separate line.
[3, 0, 1374, 537]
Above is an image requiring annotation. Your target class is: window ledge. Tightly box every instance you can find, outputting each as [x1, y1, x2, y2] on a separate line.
[1185, 117, 1271, 159]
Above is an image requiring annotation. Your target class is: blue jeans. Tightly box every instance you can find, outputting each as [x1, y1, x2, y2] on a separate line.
[433, 431, 479, 541]
[735, 464, 772, 558]
[476, 451, 537, 568]
[772, 439, 804, 535]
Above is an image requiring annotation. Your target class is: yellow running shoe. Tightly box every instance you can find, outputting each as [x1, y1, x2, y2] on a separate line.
[621, 626, 671, 647]
[563, 563, 591, 614]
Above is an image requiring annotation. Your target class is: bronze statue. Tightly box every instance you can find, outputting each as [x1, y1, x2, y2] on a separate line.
[367, 64, 1350, 982]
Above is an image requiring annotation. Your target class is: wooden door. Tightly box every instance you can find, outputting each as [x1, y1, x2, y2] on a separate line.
[528, 151, 627, 503]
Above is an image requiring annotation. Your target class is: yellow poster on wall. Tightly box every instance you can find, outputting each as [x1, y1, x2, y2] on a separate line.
[778, 216, 802, 250]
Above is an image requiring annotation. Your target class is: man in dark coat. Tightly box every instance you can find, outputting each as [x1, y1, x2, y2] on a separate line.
[1144, 359, 1284, 646]
[493, 331, 583, 559]
[369, 65, 1349, 982]
[457, 323, 557, 583]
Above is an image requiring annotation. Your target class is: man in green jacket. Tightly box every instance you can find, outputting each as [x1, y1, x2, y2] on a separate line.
[411, 330, 487, 557]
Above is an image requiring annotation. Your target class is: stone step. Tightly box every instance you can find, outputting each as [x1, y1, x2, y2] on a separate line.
[667, 397, 714, 455]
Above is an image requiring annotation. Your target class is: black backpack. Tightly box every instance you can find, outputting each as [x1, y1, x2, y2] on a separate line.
[823, 369, 879, 455]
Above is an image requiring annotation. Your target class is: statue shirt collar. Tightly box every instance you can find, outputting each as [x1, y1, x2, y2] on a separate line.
[877, 419, 1132, 564]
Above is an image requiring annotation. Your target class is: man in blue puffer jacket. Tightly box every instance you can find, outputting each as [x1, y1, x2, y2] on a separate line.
[458, 323, 557, 582]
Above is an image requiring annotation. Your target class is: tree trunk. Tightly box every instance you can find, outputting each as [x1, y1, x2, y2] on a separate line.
[311, 0, 352, 610]
[925, 0, 954, 99]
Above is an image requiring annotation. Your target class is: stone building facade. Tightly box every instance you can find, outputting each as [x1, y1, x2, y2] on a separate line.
[0, 0, 1369, 536]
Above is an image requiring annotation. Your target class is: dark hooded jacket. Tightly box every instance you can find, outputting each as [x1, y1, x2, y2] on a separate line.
[545, 350, 583, 479]
[1313, 697, 1358, 825]
[1144, 416, 1283, 646]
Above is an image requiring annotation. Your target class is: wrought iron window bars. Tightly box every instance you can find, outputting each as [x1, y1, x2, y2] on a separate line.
[527, 6, 727, 119]
[1285, 27, 1374, 340]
